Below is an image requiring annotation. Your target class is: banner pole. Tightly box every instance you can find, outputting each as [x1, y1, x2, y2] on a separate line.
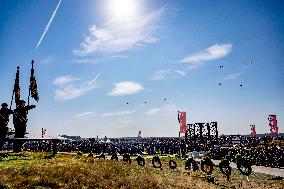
[10, 66, 18, 109]
[28, 60, 34, 107]
[28, 88, 30, 106]
[10, 91, 14, 110]
[177, 111, 182, 158]
[179, 131, 182, 158]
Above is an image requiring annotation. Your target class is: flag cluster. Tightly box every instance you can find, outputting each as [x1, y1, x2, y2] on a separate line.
[12, 60, 39, 107]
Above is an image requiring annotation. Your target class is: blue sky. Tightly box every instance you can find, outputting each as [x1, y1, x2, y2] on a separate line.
[0, 0, 283, 138]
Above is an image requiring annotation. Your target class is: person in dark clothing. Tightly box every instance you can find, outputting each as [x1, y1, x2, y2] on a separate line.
[0, 103, 14, 150]
[13, 100, 36, 152]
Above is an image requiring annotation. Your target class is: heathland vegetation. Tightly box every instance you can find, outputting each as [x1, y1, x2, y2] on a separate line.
[0, 153, 283, 189]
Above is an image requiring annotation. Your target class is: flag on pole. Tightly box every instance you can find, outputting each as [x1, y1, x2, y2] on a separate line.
[13, 66, 21, 106]
[29, 60, 39, 101]
[178, 111, 187, 133]
[250, 125, 256, 137]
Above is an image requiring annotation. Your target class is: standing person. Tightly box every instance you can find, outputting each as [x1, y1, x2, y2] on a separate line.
[0, 103, 13, 150]
[13, 100, 36, 152]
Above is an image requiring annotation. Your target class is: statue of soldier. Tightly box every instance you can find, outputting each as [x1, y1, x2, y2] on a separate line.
[13, 100, 36, 152]
[0, 103, 13, 150]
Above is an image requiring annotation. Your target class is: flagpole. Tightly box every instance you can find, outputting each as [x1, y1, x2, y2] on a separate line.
[10, 91, 14, 110]
[28, 88, 30, 107]
[28, 60, 34, 107]
[179, 131, 182, 158]
[10, 66, 19, 109]
[177, 111, 182, 158]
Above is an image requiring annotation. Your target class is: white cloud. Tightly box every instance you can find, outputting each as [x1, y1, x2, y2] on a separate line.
[163, 104, 179, 113]
[145, 108, 161, 115]
[152, 69, 186, 80]
[53, 75, 79, 86]
[73, 8, 164, 56]
[109, 118, 133, 129]
[181, 44, 232, 63]
[54, 73, 101, 101]
[145, 104, 179, 116]
[101, 110, 134, 117]
[39, 56, 57, 65]
[175, 70, 187, 76]
[55, 84, 97, 101]
[223, 72, 245, 80]
[186, 62, 202, 70]
[71, 55, 128, 65]
[62, 111, 96, 124]
[72, 111, 96, 119]
[152, 69, 171, 80]
[180, 44, 232, 70]
[71, 59, 99, 64]
[111, 55, 128, 59]
[107, 81, 144, 96]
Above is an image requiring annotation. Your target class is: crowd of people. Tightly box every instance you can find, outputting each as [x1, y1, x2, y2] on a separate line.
[232, 145, 283, 168]
[1, 125, 284, 169]
[18, 137, 184, 156]
[1, 135, 283, 168]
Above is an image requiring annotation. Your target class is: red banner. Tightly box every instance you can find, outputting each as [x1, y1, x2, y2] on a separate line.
[178, 112, 187, 133]
[250, 125, 256, 137]
[268, 115, 278, 134]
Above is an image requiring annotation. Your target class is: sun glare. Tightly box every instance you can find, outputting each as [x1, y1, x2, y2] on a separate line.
[108, 0, 139, 19]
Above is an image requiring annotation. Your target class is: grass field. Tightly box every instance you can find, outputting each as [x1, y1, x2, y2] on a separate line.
[0, 152, 283, 189]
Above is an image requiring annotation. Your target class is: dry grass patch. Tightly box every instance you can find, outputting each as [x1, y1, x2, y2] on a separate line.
[0, 153, 283, 189]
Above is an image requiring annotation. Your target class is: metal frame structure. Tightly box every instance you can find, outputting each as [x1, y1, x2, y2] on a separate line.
[185, 122, 218, 146]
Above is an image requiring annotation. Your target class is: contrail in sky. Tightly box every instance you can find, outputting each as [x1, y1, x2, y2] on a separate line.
[88, 72, 102, 86]
[35, 0, 62, 49]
